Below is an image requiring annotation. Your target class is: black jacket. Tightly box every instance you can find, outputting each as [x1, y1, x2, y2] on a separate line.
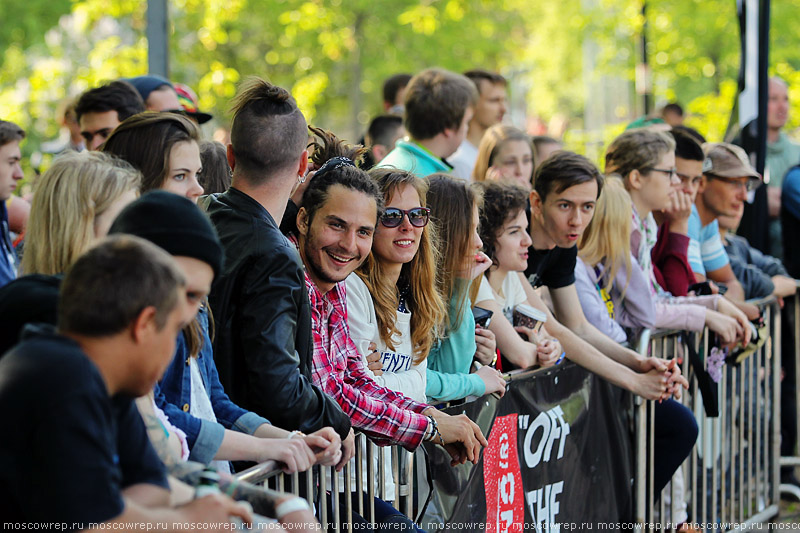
[207, 188, 351, 438]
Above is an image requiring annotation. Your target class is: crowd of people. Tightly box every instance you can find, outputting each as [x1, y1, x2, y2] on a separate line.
[0, 65, 797, 533]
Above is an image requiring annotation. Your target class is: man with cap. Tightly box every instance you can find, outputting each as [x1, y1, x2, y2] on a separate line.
[108, 191, 342, 474]
[695, 143, 762, 233]
[128, 75, 182, 112]
[685, 143, 760, 302]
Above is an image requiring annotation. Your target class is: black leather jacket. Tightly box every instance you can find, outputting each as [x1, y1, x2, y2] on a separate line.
[207, 188, 351, 438]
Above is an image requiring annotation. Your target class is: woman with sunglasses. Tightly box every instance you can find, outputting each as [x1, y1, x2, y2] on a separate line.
[424, 174, 507, 402]
[346, 167, 446, 405]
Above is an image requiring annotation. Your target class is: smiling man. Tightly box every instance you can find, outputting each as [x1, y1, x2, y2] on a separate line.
[0, 121, 24, 288]
[292, 155, 487, 528]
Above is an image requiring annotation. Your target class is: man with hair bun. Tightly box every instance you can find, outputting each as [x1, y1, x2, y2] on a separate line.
[207, 77, 354, 468]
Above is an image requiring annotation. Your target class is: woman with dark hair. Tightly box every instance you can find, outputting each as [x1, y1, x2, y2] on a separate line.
[425, 174, 506, 402]
[103, 112, 204, 202]
[473, 180, 562, 370]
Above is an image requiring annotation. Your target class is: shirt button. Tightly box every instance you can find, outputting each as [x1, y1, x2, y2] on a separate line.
[182, 403, 190, 412]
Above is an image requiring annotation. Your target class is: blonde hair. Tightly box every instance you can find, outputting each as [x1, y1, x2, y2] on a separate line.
[357, 168, 446, 363]
[578, 175, 632, 296]
[472, 124, 534, 183]
[22, 152, 141, 275]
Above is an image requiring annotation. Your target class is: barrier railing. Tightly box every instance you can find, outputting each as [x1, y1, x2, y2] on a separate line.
[779, 290, 800, 500]
[234, 296, 793, 531]
[233, 432, 422, 529]
[634, 296, 783, 531]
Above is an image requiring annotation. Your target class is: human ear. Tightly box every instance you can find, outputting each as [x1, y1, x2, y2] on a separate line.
[697, 175, 709, 194]
[628, 169, 643, 191]
[296, 207, 310, 236]
[226, 143, 236, 171]
[296, 149, 309, 178]
[131, 306, 159, 344]
[529, 190, 543, 216]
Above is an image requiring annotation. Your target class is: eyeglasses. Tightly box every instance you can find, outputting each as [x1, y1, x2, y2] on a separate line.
[707, 174, 759, 192]
[380, 207, 431, 228]
[649, 167, 678, 180]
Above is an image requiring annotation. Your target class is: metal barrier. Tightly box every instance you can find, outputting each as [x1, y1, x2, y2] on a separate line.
[233, 432, 421, 530]
[233, 296, 794, 531]
[634, 296, 783, 531]
[779, 290, 800, 500]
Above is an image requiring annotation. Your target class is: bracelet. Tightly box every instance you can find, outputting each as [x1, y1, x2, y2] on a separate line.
[426, 415, 445, 446]
[275, 497, 310, 519]
[287, 430, 306, 440]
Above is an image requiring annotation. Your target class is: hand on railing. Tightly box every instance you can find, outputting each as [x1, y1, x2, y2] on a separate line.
[716, 297, 751, 345]
[335, 428, 356, 472]
[534, 336, 562, 368]
[634, 357, 688, 401]
[303, 427, 342, 467]
[255, 437, 316, 474]
[704, 309, 743, 346]
[425, 407, 488, 466]
[475, 365, 507, 397]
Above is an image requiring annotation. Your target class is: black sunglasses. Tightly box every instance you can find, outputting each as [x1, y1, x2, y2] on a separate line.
[380, 207, 431, 228]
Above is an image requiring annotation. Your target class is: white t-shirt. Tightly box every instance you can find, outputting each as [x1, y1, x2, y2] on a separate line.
[475, 272, 528, 323]
[344, 273, 428, 501]
[345, 273, 427, 403]
[448, 139, 479, 182]
[189, 358, 230, 473]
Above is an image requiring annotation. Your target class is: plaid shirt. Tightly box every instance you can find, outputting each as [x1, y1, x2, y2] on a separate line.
[293, 240, 429, 450]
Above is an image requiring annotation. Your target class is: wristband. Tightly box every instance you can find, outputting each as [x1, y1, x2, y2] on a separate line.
[275, 497, 310, 519]
[287, 430, 306, 439]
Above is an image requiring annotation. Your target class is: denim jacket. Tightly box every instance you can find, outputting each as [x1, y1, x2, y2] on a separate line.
[154, 305, 269, 464]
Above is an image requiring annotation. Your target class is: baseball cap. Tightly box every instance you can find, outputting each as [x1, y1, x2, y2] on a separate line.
[174, 83, 213, 124]
[702, 142, 761, 181]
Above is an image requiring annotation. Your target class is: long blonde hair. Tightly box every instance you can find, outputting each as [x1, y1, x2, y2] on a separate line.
[22, 152, 141, 275]
[472, 124, 534, 183]
[578, 175, 632, 295]
[357, 168, 446, 363]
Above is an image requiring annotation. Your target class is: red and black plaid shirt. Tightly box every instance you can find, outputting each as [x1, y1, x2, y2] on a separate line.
[293, 239, 429, 449]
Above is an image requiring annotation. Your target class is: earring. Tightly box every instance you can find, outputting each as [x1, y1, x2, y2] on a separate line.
[298, 173, 307, 184]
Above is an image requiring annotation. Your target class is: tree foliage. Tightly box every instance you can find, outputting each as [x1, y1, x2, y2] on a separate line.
[2, 0, 800, 172]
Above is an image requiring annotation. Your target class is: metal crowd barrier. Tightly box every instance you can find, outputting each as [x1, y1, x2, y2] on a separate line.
[634, 295, 784, 531]
[233, 432, 421, 530]
[779, 290, 800, 500]
[233, 295, 795, 532]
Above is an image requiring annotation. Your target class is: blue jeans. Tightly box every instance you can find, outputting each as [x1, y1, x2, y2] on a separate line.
[654, 398, 698, 497]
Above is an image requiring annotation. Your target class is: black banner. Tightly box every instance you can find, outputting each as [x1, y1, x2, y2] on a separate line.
[423, 362, 634, 532]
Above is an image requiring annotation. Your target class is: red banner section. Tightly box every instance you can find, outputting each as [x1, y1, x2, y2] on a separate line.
[484, 414, 525, 533]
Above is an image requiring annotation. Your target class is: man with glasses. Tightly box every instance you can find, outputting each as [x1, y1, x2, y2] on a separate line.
[688, 143, 761, 302]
